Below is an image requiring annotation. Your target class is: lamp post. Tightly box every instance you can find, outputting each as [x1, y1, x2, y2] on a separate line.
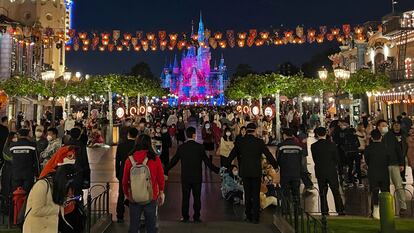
[318, 67, 328, 126]
[63, 72, 72, 117]
[319, 66, 350, 120]
[41, 70, 57, 126]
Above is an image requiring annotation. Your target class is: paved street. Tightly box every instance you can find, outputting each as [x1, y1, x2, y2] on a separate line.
[87, 121, 276, 233]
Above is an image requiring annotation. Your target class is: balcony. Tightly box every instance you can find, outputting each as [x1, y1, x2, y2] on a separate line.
[387, 69, 413, 83]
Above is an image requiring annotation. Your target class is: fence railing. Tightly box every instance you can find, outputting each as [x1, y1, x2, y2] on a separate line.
[276, 191, 329, 233]
[85, 183, 111, 233]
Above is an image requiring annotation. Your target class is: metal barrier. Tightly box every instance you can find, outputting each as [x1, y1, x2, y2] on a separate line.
[0, 194, 12, 229]
[85, 183, 111, 233]
[393, 187, 414, 217]
[277, 191, 329, 233]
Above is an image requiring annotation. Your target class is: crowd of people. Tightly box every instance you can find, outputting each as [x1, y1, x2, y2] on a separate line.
[0, 112, 91, 233]
[1, 104, 413, 232]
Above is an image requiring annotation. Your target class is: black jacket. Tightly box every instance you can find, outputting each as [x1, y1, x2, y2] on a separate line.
[228, 134, 277, 178]
[67, 139, 91, 193]
[277, 138, 303, 179]
[311, 139, 339, 179]
[382, 131, 404, 166]
[10, 138, 39, 178]
[115, 139, 135, 181]
[167, 140, 219, 183]
[365, 142, 390, 184]
[0, 124, 9, 165]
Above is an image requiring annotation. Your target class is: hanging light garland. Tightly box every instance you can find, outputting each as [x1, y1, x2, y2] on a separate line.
[2, 22, 382, 53]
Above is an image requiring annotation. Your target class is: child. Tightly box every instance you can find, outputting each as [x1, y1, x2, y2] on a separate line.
[364, 129, 390, 219]
[220, 165, 244, 205]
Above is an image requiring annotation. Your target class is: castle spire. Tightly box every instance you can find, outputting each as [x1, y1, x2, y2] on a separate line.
[198, 11, 204, 43]
[173, 54, 178, 68]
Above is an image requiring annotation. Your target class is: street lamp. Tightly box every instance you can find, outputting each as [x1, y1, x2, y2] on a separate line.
[318, 67, 328, 126]
[63, 72, 72, 82]
[75, 72, 81, 79]
[41, 70, 57, 126]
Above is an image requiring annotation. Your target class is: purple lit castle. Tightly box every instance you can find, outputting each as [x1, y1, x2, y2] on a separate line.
[160, 14, 228, 105]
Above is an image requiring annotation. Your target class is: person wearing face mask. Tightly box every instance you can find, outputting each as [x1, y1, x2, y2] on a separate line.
[40, 128, 62, 168]
[392, 122, 408, 183]
[235, 126, 247, 144]
[160, 124, 172, 168]
[137, 118, 149, 136]
[1, 132, 17, 202]
[220, 165, 243, 205]
[34, 126, 48, 155]
[217, 128, 234, 167]
[227, 123, 277, 224]
[311, 127, 345, 216]
[202, 121, 215, 162]
[119, 118, 132, 144]
[376, 119, 407, 216]
[10, 128, 39, 193]
[176, 116, 186, 145]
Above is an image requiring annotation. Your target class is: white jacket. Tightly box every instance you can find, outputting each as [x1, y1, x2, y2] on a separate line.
[23, 179, 61, 233]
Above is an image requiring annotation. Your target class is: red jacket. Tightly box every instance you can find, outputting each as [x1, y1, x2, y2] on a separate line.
[122, 150, 165, 201]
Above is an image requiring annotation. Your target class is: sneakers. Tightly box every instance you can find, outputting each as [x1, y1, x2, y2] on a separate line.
[180, 218, 189, 223]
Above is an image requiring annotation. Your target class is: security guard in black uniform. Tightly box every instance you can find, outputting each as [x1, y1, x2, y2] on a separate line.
[10, 129, 39, 192]
[228, 123, 277, 224]
[277, 128, 303, 211]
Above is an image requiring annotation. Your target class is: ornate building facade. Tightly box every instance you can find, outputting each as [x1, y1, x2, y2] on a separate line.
[160, 15, 228, 105]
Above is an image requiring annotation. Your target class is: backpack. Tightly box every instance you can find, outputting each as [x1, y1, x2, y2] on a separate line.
[129, 155, 153, 204]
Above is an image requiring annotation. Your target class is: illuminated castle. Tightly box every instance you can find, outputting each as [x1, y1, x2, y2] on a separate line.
[160, 14, 228, 105]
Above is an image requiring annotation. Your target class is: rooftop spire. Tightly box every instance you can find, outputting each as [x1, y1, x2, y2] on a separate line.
[198, 11, 205, 43]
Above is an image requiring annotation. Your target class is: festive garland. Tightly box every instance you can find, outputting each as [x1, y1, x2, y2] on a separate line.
[1, 23, 381, 52]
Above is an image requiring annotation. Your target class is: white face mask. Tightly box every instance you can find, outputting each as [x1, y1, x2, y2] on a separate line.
[46, 135, 53, 141]
[12, 138, 18, 142]
[35, 131, 43, 138]
[380, 127, 389, 135]
[205, 124, 210, 129]
[226, 132, 231, 137]
[162, 129, 168, 134]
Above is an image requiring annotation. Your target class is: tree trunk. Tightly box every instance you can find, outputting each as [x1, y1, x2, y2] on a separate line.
[298, 94, 303, 124]
[259, 94, 263, 115]
[349, 93, 354, 127]
[125, 95, 129, 113]
[36, 95, 42, 125]
[319, 90, 325, 127]
[275, 91, 281, 142]
[67, 95, 71, 116]
[108, 90, 113, 145]
[137, 93, 141, 109]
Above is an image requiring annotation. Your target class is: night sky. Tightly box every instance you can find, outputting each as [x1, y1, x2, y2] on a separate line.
[66, 0, 413, 76]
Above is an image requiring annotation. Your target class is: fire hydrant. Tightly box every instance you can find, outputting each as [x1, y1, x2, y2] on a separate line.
[13, 187, 26, 225]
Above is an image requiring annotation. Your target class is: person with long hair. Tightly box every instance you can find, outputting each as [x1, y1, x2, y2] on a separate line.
[23, 164, 76, 233]
[122, 134, 165, 233]
[217, 128, 234, 167]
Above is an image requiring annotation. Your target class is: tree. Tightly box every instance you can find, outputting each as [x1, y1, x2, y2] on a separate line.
[129, 62, 155, 80]
[277, 62, 300, 76]
[301, 47, 340, 78]
[232, 64, 255, 81]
